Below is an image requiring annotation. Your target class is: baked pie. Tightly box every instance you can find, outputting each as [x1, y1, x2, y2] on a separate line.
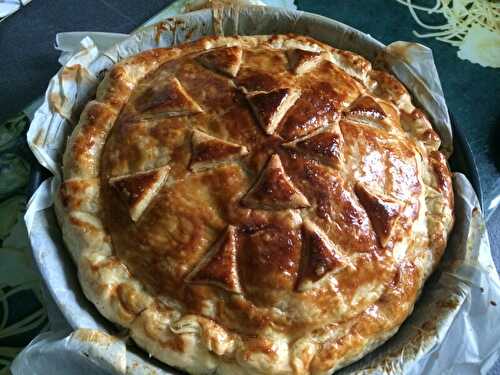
[55, 34, 454, 374]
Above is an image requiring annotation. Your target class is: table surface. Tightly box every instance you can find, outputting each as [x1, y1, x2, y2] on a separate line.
[0, 0, 498, 373]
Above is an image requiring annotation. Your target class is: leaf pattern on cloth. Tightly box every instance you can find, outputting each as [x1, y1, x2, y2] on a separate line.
[0, 113, 47, 373]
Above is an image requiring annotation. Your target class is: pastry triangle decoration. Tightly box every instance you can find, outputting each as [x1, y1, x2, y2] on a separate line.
[246, 88, 301, 135]
[345, 95, 387, 123]
[187, 225, 242, 293]
[241, 154, 310, 210]
[354, 183, 403, 247]
[282, 124, 344, 168]
[286, 49, 322, 75]
[195, 46, 243, 77]
[277, 83, 341, 141]
[345, 95, 401, 129]
[109, 166, 170, 222]
[297, 219, 348, 291]
[189, 129, 249, 171]
[136, 77, 203, 117]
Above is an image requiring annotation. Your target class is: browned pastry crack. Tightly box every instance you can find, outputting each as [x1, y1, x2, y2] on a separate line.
[187, 225, 242, 293]
[282, 124, 344, 168]
[347, 95, 387, 120]
[189, 129, 248, 171]
[354, 183, 404, 247]
[246, 88, 301, 135]
[277, 81, 342, 141]
[286, 48, 322, 74]
[297, 218, 349, 291]
[135, 77, 203, 117]
[109, 166, 170, 222]
[196, 46, 243, 77]
[241, 154, 310, 210]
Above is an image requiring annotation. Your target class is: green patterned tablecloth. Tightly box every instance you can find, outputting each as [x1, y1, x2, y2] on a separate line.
[0, 113, 47, 375]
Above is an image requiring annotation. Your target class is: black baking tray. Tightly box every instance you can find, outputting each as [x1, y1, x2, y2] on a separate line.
[27, 113, 484, 208]
[449, 113, 483, 207]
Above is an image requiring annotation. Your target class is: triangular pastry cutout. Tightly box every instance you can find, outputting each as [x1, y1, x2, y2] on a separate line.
[136, 77, 203, 117]
[346, 95, 400, 128]
[277, 83, 341, 141]
[246, 88, 301, 135]
[354, 183, 403, 247]
[344, 95, 387, 126]
[196, 46, 243, 77]
[282, 124, 343, 168]
[241, 154, 310, 210]
[109, 166, 170, 222]
[187, 225, 242, 293]
[348, 95, 386, 117]
[286, 49, 322, 75]
[189, 129, 249, 171]
[297, 219, 348, 291]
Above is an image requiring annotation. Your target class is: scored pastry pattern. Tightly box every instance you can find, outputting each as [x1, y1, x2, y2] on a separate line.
[108, 46, 408, 294]
[57, 34, 455, 375]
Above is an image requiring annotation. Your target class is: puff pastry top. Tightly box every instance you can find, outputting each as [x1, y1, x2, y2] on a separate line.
[56, 34, 454, 375]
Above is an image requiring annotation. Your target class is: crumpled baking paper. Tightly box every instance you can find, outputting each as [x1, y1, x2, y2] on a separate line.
[11, 6, 500, 375]
[0, 0, 30, 19]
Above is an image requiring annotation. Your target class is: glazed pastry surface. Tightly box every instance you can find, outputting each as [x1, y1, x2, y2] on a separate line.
[56, 34, 454, 375]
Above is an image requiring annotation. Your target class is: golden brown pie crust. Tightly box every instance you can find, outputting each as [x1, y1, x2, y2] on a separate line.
[55, 34, 454, 374]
